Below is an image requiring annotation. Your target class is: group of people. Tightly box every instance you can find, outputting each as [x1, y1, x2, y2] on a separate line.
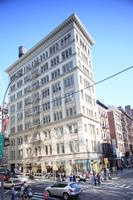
[21, 182, 32, 200]
[70, 171, 101, 186]
[89, 172, 101, 185]
[11, 182, 32, 200]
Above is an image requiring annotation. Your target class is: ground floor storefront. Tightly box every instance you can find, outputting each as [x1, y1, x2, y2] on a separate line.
[9, 155, 102, 177]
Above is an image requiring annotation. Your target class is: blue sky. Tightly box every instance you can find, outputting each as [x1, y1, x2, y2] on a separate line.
[0, 0, 133, 107]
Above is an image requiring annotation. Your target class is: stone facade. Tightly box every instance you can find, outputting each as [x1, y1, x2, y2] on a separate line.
[6, 13, 102, 176]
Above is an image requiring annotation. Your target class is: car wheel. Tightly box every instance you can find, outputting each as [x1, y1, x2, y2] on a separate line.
[63, 192, 69, 200]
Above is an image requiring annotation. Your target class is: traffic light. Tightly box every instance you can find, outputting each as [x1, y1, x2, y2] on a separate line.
[4, 137, 10, 147]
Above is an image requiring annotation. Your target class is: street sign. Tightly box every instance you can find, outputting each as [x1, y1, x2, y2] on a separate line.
[0, 134, 4, 159]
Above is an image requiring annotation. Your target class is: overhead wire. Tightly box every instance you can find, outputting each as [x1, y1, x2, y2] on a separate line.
[10, 65, 133, 113]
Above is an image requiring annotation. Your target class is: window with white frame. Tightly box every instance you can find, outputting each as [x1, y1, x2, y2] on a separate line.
[64, 75, 74, 88]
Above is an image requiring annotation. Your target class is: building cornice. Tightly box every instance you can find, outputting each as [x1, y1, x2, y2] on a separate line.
[118, 106, 133, 121]
[6, 13, 95, 74]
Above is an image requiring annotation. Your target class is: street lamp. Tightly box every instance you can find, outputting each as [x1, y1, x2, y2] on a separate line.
[0, 75, 19, 200]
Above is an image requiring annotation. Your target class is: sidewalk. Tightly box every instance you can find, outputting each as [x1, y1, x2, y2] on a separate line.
[26, 167, 133, 185]
[112, 167, 133, 178]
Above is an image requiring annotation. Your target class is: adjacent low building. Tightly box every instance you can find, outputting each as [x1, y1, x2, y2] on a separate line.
[96, 100, 112, 163]
[108, 106, 133, 167]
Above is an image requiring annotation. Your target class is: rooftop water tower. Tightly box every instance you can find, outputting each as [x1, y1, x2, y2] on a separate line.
[18, 46, 27, 58]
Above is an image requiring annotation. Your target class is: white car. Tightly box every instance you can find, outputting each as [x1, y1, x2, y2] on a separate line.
[45, 182, 81, 200]
[3, 179, 24, 190]
[12, 174, 27, 182]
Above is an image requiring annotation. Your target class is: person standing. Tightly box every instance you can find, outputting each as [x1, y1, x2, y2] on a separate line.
[24, 185, 28, 199]
[94, 174, 97, 186]
[89, 173, 91, 184]
[97, 173, 101, 185]
[73, 174, 76, 182]
[104, 168, 107, 180]
[27, 185, 32, 200]
[91, 173, 94, 185]
[21, 184, 25, 200]
[11, 184, 16, 200]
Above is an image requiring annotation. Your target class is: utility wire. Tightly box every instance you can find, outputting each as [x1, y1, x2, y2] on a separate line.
[11, 66, 133, 113]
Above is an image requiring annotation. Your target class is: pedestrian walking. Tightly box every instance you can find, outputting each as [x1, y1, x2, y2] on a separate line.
[11, 184, 16, 200]
[21, 184, 25, 200]
[73, 174, 76, 182]
[27, 185, 32, 200]
[69, 174, 73, 182]
[94, 174, 97, 186]
[97, 173, 101, 185]
[24, 185, 28, 199]
[104, 168, 107, 180]
[91, 173, 94, 185]
[89, 173, 91, 184]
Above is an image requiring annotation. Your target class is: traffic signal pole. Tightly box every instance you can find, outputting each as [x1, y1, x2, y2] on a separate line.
[0, 77, 18, 200]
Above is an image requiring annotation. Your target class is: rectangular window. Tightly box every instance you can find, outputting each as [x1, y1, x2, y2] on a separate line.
[52, 82, 61, 93]
[61, 143, 65, 153]
[66, 107, 76, 117]
[41, 62, 49, 73]
[49, 145, 52, 155]
[43, 115, 51, 124]
[42, 102, 50, 111]
[63, 61, 73, 74]
[17, 101, 22, 111]
[10, 105, 15, 114]
[42, 88, 49, 98]
[10, 94, 15, 102]
[17, 80, 23, 88]
[65, 91, 74, 103]
[53, 97, 62, 107]
[61, 47, 72, 61]
[17, 112, 23, 121]
[69, 141, 74, 152]
[54, 111, 62, 121]
[57, 144, 60, 154]
[45, 146, 48, 155]
[64, 75, 74, 88]
[60, 33, 71, 48]
[10, 84, 16, 93]
[41, 75, 49, 85]
[51, 68, 60, 80]
[51, 56, 59, 67]
[17, 90, 22, 99]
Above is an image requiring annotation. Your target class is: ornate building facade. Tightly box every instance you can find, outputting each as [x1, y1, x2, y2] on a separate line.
[6, 14, 102, 175]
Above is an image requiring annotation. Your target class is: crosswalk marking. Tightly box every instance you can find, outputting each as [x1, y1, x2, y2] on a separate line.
[101, 179, 133, 189]
[4, 190, 10, 194]
[125, 183, 133, 188]
[32, 192, 59, 200]
[32, 192, 44, 200]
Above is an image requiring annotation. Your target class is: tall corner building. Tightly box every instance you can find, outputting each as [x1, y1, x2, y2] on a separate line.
[6, 13, 102, 175]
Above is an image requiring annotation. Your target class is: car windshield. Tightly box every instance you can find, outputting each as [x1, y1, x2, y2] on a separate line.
[70, 183, 78, 188]
[5, 181, 11, 183]
[12, 180, 21, 183]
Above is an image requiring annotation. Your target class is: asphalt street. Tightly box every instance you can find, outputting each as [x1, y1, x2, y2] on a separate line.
[1, 168, 133, 200]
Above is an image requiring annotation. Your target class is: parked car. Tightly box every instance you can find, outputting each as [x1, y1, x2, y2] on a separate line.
[12, 174, 27, 182]
[4, 179, 24, 190]
[45, 182, 81, 200]
[0, 169, 11, 181]
[0, 174, 10, 182]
